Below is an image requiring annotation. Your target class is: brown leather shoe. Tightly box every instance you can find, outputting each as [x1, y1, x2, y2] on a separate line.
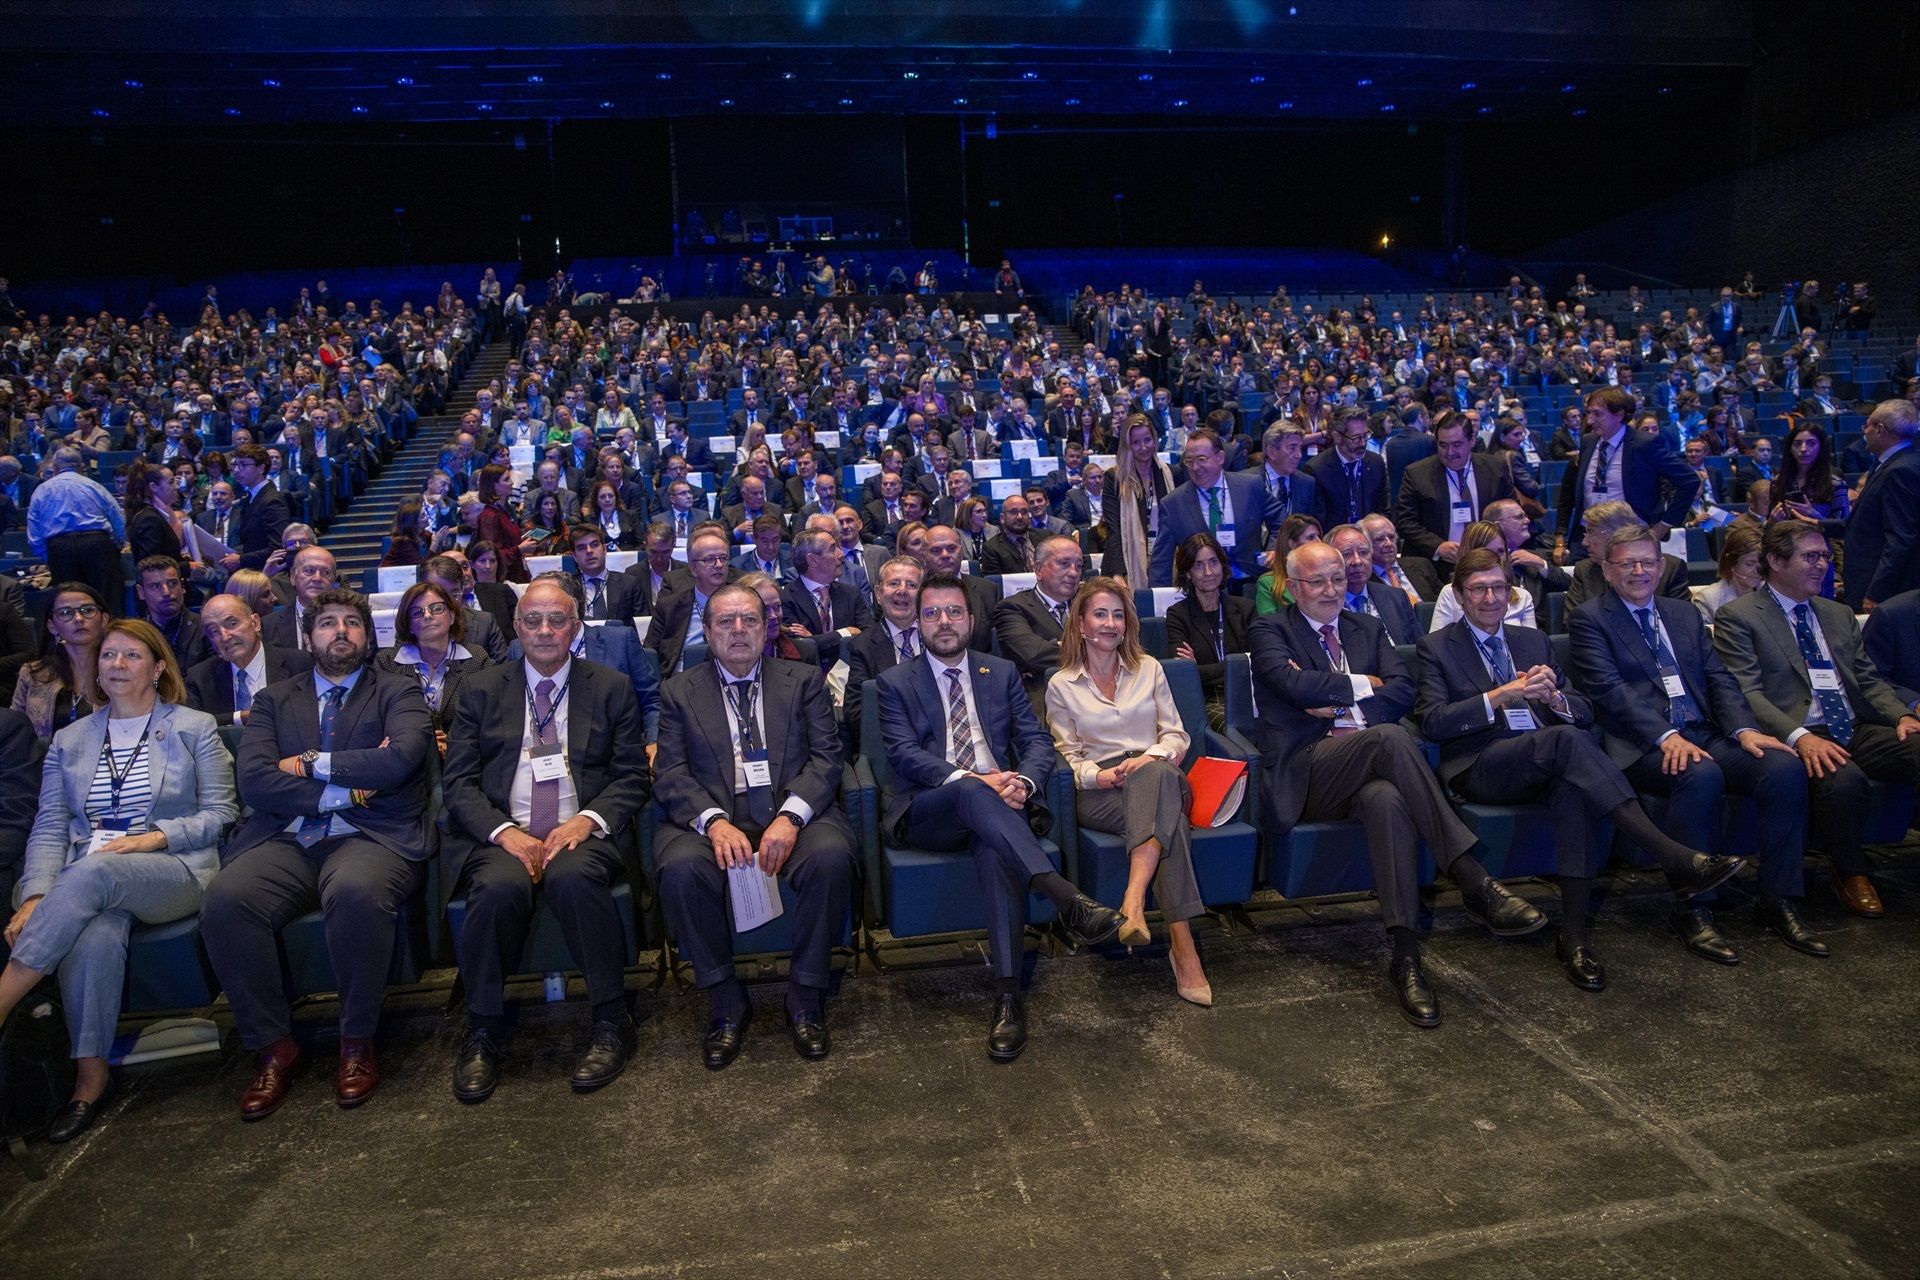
[336, 1038, 380, 1108]
[1832, 871, 1885, 918]
[239, 1038, 303, 1121]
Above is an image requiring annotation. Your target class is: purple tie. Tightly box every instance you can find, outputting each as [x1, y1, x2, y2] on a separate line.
[529, 677, 560, 838]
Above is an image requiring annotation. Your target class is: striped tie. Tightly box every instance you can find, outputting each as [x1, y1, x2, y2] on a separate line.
[945, 668, 978, 772]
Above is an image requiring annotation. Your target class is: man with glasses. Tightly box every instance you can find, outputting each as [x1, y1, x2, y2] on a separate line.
[1252, 541, 1545, 1029]
[1714, 521, 1920, 919]
[185, 593, 315, 725]
[875, 574, 1124, 1061]
[201, 588, 434, 1119]
[645, 526, 739, 675]
[1307, 407, 1388, 532]
[1149, 426, 1273, 587]
[1417, 551, 1745, 995]
[654, 583, 857, 1069]
[441, 578, 651, 1101]
[993, 535, 1084, 721]
[1568, 526, 1813, 963]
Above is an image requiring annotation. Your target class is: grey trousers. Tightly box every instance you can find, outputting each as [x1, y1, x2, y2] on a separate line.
[12, 851, 204, 1059]
[1073, 758, 1205, 921]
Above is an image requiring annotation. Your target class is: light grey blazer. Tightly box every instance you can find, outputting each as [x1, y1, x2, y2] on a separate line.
[1711, 589, 1911, 742]
[17, 701, 238, 905]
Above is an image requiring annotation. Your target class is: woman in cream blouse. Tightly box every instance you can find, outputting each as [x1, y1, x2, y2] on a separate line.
[1046, 577, 1212, 1006]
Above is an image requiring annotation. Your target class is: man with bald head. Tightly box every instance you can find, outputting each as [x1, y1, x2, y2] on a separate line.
[263, 544, 338, 651]
[1844, 398, 1920, 611]
[185, 593, 316, 724]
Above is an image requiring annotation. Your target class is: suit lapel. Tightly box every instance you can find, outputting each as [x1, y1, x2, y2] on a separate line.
[1284, 607, 1331, 673]
[145, 702, 178, 803]
[332, 666, 376, 745]
[697, 663, 738, 780]
[1602, 592, 1662, 684]
[1754, 594, 1809, 681]
[761, 660, 791, 787]
[1448, 622, 1496, 696]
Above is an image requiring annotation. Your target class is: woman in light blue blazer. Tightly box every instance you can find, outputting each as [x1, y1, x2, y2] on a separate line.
[0, 618, 236, 1143]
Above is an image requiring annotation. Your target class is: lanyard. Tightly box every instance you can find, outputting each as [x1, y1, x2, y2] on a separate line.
[103, 714, 155, 815]
[526, 679, 570, 740]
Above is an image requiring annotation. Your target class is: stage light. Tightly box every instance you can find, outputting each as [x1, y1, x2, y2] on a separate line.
[903, 71, 918, 80]
[1249, 75, 1266, 84]
[1278, 101, 1294, 109]
[1173, 99, 1189, 107]
[839, 97, 853, 106]
[91, 108, 110, 118]
[720, 98, 734, 106]
[781, 71, 795, 80]
[1380, 234, 1392, 248]
[1460, 82, 1476, 90]
[477, 103, 493, 111]
[1381, 103, 1395, 112]
[656, 72, 672, 81]
[1572, 107, 1588, 116]
[1357, 78, 1372, 87]
[953, 97, 968, 105]
[1022, 71, 1039, 81]
[124, 79, 143, 89]
[224, 107, 241, 117]
[599, 100, 614, 109]
[351, 105, 368, 114]
[1138, 72, 1154, 81]
[1477, 106, 1492, 114]
[526, 75, 543, 85]
[397, 76, 414, 86]
[1562, 83, 1576, 92]
[1064, 98, 1080, 106]
[1659, 86, 1673, 94]
[262, 78, 280, 88]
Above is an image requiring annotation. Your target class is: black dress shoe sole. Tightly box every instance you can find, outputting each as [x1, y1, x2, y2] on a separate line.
[571, 1059, 629, 1093]
[1679, 858, 1744, 899]
[1463, 901, 1550, 937]
[1670, 918, 1741, 966]
[1563, 967, 1607, 993]
[1762, 921, 1831, 957]
[987, 1039, 1028, 1063]
[1397, 1001, 1442, 1029]
[46, 1101, 101, 1144]
[453, 1070, 498, 1103]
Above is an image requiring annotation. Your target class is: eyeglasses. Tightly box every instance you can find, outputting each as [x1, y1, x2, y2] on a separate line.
[518, 612, 576, 631]
[1795, 550, 1834, 566]
[688, 553, 731, 567]
[409, 603, 451, 620]
[1461, 583, 1508, 599]
[1289, 575, 1345, 591]
[1609, 557, 1661, 573]
[919, 604, 968, 622]
[53, 604, 102, 621]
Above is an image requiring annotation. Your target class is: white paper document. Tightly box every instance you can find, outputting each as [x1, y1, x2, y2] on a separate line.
[728, 862, 785, 933]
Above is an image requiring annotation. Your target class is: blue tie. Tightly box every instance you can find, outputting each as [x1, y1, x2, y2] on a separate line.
[297, 685, 346, 847]
[1480, 633, 1515, 683]
[1345, 591, 1370, 615]
[1634, 607, 1701, 729]
[1791, 603, 1853, 745]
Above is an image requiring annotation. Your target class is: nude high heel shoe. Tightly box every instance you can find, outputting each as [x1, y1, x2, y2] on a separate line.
[1171, 954, 1213, 1007]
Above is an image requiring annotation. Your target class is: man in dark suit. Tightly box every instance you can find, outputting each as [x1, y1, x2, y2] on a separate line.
[840, 554, 923, 753]
[1252, 541, 1545, 1027]
[1362, 513, 1441, 603]
[782, 449, 832, 514]
[1714, 521, 1920, 919]
[1709, 288, 1743, 353]
[646, 526, 739, 676]
[977, 492, 1044, 575]
[1149, 427, 1274, 587]
[508, 573, 663, 749]
[134, 555, 211, 672]
[1861, 587, 1920, 714]
[780, 530, 872, 668]
[1416, 551, 1743, 992]
[921, 525, 999, 653]
[261, 544, 338, 653]
[1244, 425, 1318, 528]
[1326, 524, 1420, 645]
[442, 579, 651, 1102]
[1393, 415, 1516, 564]
[569, 526, 644, 622]
[185, 593, 315, 725]
[732, 516, 793, 581]
[653, 583, 858, 1068]
[877, 573, 1126, 1060]
[720, 474, 780, 545]
[221, 445, 291, 573]
[727, 388, 772, 441]
[1555, 387, 1698, 562]
[1309, 407, 1389, 530]
[993, 535, 1083, 717]
[1843, 399, 1920, 611]
[199, 589, 435, 1119]
[1568, 526, 1817, 962]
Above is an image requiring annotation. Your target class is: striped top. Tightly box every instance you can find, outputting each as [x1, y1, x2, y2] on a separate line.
[83, 716, 155, 832]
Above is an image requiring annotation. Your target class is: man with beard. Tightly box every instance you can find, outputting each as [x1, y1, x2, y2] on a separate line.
[201, 588, 435, 1119]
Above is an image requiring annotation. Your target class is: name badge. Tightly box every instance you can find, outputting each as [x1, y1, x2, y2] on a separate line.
[1216, 528, 1237, 548]
[86, 817, 132, 856]
[742, 749, 773, 789]
[528, 742, 569, 781]
[1451, 501, 1474, 517]
[1661, 674, 1687, 698]
[1809, 667, 1841, 691]
[1503, 707, 1538, 731]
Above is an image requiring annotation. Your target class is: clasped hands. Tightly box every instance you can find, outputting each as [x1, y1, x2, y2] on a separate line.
[1490, 665, 1564, 712]
[497, 815, 599, 883]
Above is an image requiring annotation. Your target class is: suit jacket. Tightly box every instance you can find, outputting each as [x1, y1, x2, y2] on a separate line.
[473, 581, 519, 638]
[1843, 444, 1920, 609]
[874, 653, 1055, 836]
[653, 657, 849, 836]
[439, 658, 649, 879]
[1711, 588, 1911, 741]
[732, 547, 794, 581]
[1149, 471, 1274, 586]
[184, 643, 315, 726]
[578, 568, 646, 622]
[978, 530, 1043, 576]
[1380, 555, 1444, 603]
[1555, 428, 1699, 548]
[230, 483, 292, 571]
[223, 665, 436, 864]
[1567, 591, 1758, 766]
[781, 578, 872, 667]
[506, 627, 664, 743]
[19, 702, 236, 901]
[841, 620, 912, 752]
[993, 588, 1068, 691]
[1237, 465, 1319, 529]
[1249, 606, 1415, 833]
[1415, 620, 1596, 788]
[1307, 449, 1390, 529]
[0, 708, 41, 888]
[1393, 454, 1517, 559]
[1862, 588, 1920, 711]
[1352, 579, 1422, 646]
[1165, 593, 1257, 697]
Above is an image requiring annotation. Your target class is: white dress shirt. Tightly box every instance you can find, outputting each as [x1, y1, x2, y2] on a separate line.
[1765, 584, 1840, 742]
[928, 652, 1001, 783]
[693, 662, 816, 834]
[489, 657, 609, 841]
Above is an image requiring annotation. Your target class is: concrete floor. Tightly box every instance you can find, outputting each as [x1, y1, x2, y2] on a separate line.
[2, 859, 1917, 1280]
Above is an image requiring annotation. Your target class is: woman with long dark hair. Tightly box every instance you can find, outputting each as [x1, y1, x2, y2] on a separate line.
[474, 463, 532, 582]
[10, 583, 107, 739]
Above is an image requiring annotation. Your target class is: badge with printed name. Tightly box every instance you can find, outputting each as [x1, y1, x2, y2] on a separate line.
[1661, 674, 1687, 698]
[529, 742, 569, 781]
[1503, 707, 1538, 731]
[1808, 667, 1840, 691]
[742, 749, 773, 788]
[86, 817, 132, 856]
[1216, 528, 1236, 548]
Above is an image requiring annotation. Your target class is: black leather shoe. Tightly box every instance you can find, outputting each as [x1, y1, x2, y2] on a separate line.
[1669, 905, 1740, 965]
[1461, 879, 1549, 937]
[452, 1028, 501, 1103]
[1555, 937, 1607, 992]
[1674, 853, 1745, 899]
[1058, 893, 1124, 948]
[987, 994, 1029, 1062]
[703, 1009, 752, 1071]
[1390, 956, 1441, 1028]
[46, 1095, 105, 1144]
[788, 1011, 830, 1061]
[1758, 898, 1830, 958]
[571, 1020, 634, 1093]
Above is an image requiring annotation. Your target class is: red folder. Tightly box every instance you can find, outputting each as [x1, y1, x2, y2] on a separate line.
[1187, 756, 1249, 828]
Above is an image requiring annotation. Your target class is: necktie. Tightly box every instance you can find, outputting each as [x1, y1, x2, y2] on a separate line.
[1791, 603, 1853, 745]
[1481, 632, 1515, 683]
[945, 668, 979, 771]
[815, 586, 833, 632]
[528, 677, 561, 838]
[1346, 591, 1375, 616]
[1047, 600, 1066, 630]
[234, 668, 252, 716]
[1318, 622, 1345, 667]
[1634, 607, 1702, 728]
[1591, 439, 1614, 496]
[296, 685, 346, 847]
[896, 628, 916, 663]
[1346, 461, 1362, 522]
[1020, 537, 1035, 570]
[1451, 468, 1473, 517]
[1203, 486, 1222, 532]
[725, 677, 776, 826]
[1272, 475, 1289, 512]
[586, 577, 605, 620]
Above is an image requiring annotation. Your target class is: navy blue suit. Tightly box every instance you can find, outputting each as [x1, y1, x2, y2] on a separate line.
[1307, 449, 1389, 530]
[1568, 591, 1807, 899]
[1555, 428, 1699, 553]
[875, 654, 1057, 979]
[1843, 444, 1920, 610]
[1861, 587, 1920, 711]
[1238, 465, 1319, 529]
[1148, 471, 1274, 586]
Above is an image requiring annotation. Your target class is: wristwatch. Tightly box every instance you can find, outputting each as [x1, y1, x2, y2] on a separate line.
[299, 749, 322, 777]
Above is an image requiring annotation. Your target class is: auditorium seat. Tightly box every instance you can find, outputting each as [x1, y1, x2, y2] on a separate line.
[1073, 658, 1258, 911]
